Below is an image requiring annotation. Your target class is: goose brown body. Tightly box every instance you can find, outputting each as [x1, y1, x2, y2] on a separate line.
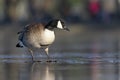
[20, 23, 55, 49]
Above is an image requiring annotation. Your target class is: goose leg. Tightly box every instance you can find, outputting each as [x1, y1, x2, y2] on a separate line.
[28, 49, 34, 61]
[45, 47, 56, 62]
[45, 47, 51, 62]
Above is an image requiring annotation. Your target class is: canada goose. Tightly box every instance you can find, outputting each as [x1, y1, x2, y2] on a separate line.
[16, 19, 69, 62]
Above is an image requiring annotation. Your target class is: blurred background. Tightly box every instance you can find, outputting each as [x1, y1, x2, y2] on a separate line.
[0, 0, 120, 55]
[0, 0, 120, 80]
[0, 0, 120, 24]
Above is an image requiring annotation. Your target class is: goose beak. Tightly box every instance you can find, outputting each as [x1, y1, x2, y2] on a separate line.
[64, 27, 70, 31]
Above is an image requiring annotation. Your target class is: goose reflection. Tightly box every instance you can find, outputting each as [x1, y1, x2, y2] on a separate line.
[30, 62, 55, 80]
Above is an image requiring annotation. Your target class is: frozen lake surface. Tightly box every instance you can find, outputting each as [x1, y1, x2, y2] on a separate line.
[0, 52, 119, 80]
[0, 52, 119, 64]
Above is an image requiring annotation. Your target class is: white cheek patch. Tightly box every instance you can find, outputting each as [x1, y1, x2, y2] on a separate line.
[57, 21, 63, 29]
